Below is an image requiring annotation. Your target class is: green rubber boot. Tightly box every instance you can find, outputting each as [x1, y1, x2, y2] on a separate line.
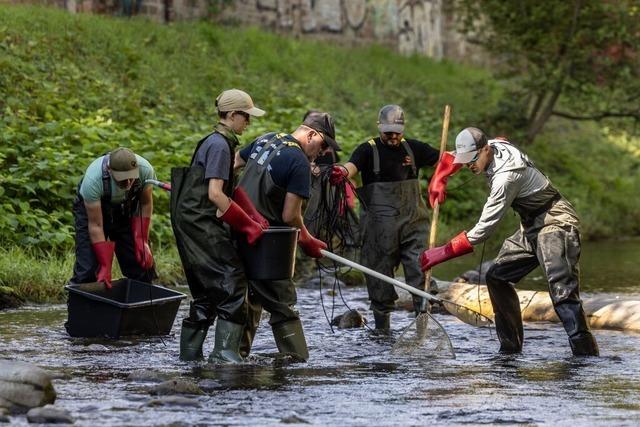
[272, 319, 309, 362]
[208, 319, 244, 364]
[179, 320, 208, 361]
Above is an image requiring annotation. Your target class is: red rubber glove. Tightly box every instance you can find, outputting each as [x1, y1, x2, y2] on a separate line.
[329, 165, 349, 186]
[93, 241, 115, 289]
[131, 217, 154, 270]
[220, 200, 264, 245]
[232, 187, 269, 230]
[428, 152, 463, 208]
[419, 231, 473, 272]
[298, 226, 327, 258]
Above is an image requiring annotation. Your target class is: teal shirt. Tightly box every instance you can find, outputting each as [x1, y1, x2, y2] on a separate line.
[79, 154, 156, 204]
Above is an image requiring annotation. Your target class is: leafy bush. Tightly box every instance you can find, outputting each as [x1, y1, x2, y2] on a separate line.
[1, 4, 639, 257]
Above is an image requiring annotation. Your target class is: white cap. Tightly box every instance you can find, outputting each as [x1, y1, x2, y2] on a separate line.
[453, 127, 487, 164]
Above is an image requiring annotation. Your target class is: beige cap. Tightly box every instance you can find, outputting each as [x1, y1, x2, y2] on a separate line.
[215, 89, 265, 117]
[109, 148, 139, 181]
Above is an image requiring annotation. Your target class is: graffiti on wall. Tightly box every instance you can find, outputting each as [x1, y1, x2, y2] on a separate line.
[251, 0, 445, 59]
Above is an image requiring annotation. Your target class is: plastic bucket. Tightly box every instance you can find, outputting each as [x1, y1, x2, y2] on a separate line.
[64, 279, 186, 338]
[237, 226, 299, 280]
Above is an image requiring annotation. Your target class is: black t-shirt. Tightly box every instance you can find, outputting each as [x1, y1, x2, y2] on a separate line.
[239, 132, 312, 199]
[348, 137, 440, 185]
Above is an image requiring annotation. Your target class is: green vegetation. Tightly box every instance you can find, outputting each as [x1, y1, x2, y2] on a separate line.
[1, 5, 639, 302]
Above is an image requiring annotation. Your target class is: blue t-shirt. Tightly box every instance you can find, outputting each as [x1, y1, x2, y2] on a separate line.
[239, 132, 311, 199]
[192, 132, 232, 181]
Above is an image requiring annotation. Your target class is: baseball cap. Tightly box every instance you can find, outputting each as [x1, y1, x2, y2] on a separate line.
[302, 112, 340, 152]
[377, 104, 405, 133]
[109, 148, 139, 181]
[215, 89, 265, 117]
[453, 127, 488, 164]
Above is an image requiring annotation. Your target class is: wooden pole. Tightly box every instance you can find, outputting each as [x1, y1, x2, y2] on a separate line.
[424, 105, 451, 290]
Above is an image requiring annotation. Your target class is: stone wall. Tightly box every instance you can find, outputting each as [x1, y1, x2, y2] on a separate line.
[2, 0, 483, 63]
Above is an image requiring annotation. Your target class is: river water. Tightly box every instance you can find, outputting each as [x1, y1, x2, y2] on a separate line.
[1, 240, 640, 426]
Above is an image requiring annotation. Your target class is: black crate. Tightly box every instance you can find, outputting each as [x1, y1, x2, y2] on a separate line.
[65, 278, 187, 338]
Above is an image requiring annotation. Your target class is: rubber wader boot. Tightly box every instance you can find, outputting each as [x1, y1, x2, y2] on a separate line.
[569, 332, 599, 357]
[208, 319, 244, 364]
[373, 310, 391, 331]
[272, 319, 309, 362]
[179, 320, 208, 361]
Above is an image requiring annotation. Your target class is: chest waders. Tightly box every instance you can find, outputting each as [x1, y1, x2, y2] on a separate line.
[237, 133, 309, 362]
[356, 139, 431, 329]
[70, 155, 155, 285]
[171, 128, 247, 363]
[484, 182, 598, 356]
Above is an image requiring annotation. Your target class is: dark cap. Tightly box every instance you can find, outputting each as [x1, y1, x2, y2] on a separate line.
[377, 104, 405, 133]
[109, 147, 139, 181]
[302, 112, 340, 151]
[453, 127, 488, 164]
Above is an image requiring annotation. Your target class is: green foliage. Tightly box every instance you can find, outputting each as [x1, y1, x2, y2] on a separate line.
[454, 0, 640, 142]
[0, 3, 639, 267]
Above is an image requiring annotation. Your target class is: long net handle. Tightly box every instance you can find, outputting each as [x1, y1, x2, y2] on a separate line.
[424, 105, 451, 289]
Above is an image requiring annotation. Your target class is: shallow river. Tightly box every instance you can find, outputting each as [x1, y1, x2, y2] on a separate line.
[2, 240, 640, 426]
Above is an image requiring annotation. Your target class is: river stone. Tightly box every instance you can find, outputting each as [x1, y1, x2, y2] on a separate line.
[281, 414, 310, 424]
[145, 396, 201, 407]
[331, 309, 367, 329]
[338, 268, 366, 287]
[128, 369, 173, 382]
[26, 404, 74, 424]
[148, 379, 203, 396]
[0, 360, 56, 413]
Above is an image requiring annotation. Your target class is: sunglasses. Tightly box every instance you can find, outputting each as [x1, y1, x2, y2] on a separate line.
[468, 151, 480, 163]
[384, 132, 401, 137]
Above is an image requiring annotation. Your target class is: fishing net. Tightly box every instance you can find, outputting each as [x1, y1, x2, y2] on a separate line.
[391, 310, 456, 358]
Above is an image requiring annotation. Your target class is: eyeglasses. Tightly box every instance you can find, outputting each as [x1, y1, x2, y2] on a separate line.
[468, 152, 480, 163]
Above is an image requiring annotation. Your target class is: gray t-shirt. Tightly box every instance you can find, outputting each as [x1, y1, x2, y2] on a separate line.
[192, 133, 232, 181]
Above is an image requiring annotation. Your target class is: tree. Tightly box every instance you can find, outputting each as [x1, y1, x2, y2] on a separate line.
[455, 0, 640, 143]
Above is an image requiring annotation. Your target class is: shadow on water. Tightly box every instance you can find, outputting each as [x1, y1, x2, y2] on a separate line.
[2, 273, 640, 425]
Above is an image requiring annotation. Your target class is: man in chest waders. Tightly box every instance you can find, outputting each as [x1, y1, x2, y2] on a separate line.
[421, 127, 599, 356]
[70, 147, 157, 289]
[234, 112, 338, 362]
[329, 105, 440, 330]
[171, 89, 268, 363]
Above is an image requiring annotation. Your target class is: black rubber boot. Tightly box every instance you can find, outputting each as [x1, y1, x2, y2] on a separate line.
[208, 319, 244, 364]
[555, 302, 599, 357]
[272, 319, 309, 362]
[373, 310, 391, 331]
[179, 320, 208, 361]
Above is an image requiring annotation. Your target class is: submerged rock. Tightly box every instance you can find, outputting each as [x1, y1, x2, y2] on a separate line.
[148, 379, 203, 396]
[145, 396, 201, 407]
[338, 269, 366, 287]
[128, 369, 173, 382]
[26, 405, 74, 424]
[281, 414, 310, 424]
[331, 309, 367, 329]
[0, 360, 56, 413]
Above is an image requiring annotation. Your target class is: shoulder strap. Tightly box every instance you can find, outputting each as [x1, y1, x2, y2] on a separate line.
[101, 154, 111, 203]
[367, 139, 380, 177]
[400, 138, 417, 176]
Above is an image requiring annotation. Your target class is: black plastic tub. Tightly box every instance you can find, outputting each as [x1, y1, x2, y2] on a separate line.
[64, 279, 187, 338]
[237, 226, 299, 281]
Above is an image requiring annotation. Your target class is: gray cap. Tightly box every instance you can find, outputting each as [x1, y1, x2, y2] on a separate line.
[377, 104, 405, 133]
[109, 148, 139, 181]
[453, 127, 488, 164]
